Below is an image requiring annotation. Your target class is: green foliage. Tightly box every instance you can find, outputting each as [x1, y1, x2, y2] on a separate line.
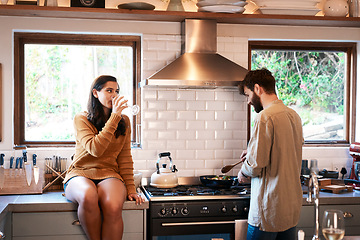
[251, 50, 345, 116]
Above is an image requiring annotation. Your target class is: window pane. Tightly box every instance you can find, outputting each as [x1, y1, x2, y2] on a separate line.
[251, 50, 346, 142]
[24, 44, 133, 142]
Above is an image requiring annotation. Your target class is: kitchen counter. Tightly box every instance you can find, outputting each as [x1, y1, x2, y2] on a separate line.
[0, 190, 149, 223]
[302, 189, 360, 205]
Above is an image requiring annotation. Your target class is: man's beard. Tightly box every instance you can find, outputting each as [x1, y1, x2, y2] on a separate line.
[252, 93, 263, 113]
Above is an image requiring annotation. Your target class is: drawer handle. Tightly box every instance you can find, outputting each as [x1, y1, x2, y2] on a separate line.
[343, 212, 353, 218]
[0, 231, 5, 239]
[72, 220, 81, 226]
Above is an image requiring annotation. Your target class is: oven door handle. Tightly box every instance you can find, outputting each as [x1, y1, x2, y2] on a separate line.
[162, 220, 235, 227]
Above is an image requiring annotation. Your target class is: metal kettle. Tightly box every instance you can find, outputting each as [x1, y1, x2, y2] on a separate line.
[150, 152, 178, 188]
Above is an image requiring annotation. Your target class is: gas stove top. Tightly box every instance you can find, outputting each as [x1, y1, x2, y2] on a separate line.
[142, 184, 250, 201]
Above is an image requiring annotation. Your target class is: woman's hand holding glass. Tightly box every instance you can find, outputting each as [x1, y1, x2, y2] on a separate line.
[322, 209, 345, 240]
[112, 95, 128, 117]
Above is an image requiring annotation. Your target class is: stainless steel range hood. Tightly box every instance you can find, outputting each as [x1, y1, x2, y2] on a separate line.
[140, 19, 248, 89]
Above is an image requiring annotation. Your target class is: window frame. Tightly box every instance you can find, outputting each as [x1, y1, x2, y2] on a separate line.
[14, 32, 141, 148]
[248, 41, 357, 146]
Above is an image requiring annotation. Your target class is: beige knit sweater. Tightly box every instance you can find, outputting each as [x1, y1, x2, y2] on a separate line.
[64, 112, 136, 195]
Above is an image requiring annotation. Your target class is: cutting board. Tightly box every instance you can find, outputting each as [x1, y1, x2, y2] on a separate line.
[318, 178, 353, 194]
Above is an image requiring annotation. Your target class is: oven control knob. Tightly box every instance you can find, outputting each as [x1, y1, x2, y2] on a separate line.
[159, 208, 167, 216]
[171, 207, 178, 215]
[221, 206, 227, 213]
[232, 206, 238, 213]
[244, 207, 249, 213]
[181, 207, 189, 215]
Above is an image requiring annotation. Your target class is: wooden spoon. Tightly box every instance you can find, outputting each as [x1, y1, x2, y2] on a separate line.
[221, 160, 243, 174]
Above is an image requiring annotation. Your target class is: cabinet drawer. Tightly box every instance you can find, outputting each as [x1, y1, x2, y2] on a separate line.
[13, 210, 144, 237]
[13, 211, 85, 236]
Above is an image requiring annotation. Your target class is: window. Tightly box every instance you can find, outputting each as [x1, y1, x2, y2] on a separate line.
[14, 32, 141, 147]
[249, 41, 356, 145]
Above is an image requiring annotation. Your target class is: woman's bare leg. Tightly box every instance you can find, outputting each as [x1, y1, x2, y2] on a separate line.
[97, 178, 127, 240]
[65, 176, 101, 240]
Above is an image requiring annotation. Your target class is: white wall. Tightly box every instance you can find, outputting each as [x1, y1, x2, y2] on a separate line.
[0, 15, 357, 179]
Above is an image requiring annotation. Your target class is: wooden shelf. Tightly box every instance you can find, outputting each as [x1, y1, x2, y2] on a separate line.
[1, 5, 360, 28]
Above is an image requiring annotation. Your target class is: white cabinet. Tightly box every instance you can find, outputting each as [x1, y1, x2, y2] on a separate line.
[0, 212, 11, 240]
[297, 205, 360, 240]
[12, 210, 145, 240]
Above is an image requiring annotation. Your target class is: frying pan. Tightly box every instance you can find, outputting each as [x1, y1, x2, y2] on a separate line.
[200, 175, 238, 189]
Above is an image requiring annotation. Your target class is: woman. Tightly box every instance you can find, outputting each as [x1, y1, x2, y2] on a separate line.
[64, 75, 144, 240]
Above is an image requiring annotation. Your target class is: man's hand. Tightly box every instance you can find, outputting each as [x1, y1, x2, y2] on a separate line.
[238, 170, 251, 184]
[240, 150, 247, 162]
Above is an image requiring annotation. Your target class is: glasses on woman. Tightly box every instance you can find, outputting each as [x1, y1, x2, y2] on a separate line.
[322, 209, 345, 240]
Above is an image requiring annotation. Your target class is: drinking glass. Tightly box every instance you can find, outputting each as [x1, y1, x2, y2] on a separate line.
[322, 209, 345, 240]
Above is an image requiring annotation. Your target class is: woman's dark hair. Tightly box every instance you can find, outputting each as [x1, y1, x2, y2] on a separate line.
[239, 68, 276, 95]
[87, 75, 126, 138]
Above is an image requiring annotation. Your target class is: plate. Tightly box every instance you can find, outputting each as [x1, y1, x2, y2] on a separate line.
[198, 5, 245, 13]
[197, 0, 247, 7]
[259, 7, 320, 15]
[117, 2, 155, 10]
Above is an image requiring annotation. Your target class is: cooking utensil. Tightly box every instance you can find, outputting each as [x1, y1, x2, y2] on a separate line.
[33, 154, 39, 185]
[150, 152, 178, 188]
[0, 153, 5, 189]
[221, 160, 243, 173]
[200, 175, 238, 189]
[23, 150, 32, 186]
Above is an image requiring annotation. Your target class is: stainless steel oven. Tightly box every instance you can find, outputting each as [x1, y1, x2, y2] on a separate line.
[142, 180, 250, 240]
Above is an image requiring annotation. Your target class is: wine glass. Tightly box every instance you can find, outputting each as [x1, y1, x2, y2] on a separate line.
[124, 103, 140, 115]
[322, 209, 345, 240]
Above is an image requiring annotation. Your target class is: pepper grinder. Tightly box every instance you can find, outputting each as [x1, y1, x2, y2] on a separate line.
[348, 0, 359, 16]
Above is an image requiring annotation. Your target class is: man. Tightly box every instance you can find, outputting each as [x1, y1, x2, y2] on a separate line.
[238, 68, 303, 240]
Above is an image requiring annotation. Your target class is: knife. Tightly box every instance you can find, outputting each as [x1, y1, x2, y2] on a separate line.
[0, 153, 5, 189]
[23, 150, 32, 186]
[33, 154, 39, 185]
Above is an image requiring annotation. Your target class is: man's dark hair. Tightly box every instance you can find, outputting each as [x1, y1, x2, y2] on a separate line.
[238, 68, 276, 95]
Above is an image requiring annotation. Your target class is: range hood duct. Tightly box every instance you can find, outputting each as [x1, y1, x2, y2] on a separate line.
[141, 19, 248, 89]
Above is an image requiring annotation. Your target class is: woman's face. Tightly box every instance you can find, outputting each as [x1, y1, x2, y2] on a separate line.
[93, 81, 119, 110]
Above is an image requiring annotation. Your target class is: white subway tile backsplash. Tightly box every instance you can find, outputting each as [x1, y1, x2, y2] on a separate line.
[196, 150, 215, 159]
[215, 130, 233, 140]
[224, 121, 243, 130]
[205, 120, 224, 130]
[143, 89, 157, 100]
[158, 111, 176, 121]
[186, 120, 206, 130]
[146, 40, 167, 51]
[167, 121, 186, 130]
[167, 140, 186, 149]
[143, 111, 157, 120]
[215, 150, 234, 159]
[196, 130, 215, 140]
[215, 91, 234, 101]
[186, 101, 206, 111]
[177, 111, 196, 120]
[224, 140, 244, 150]
[158, 90, 178, 100]
[185, 159, 205, 169]
[158, 130, 176, 140]
[206, 101, 226, 111]
[177, 91, 196, 101]
[186, 140, 205, 150]
[176, 150, 196, 160]
[205, 140, 225, 150]
[215, 111, 233, 121]
[205, 159, 223, 169]
[196, 111, 215, 121]
[147, 121, 167, 130]
[167, 101, 186, 111]
[196, 91, 215, 101]
[176, 130, 196, 140]
[148, 100, 167, 110]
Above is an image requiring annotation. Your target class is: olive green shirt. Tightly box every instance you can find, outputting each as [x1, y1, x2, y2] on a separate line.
[241, 99, 303, 232]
